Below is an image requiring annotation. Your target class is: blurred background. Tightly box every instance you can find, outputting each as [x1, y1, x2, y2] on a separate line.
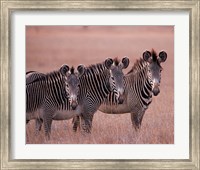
[26, 26, 174, 144]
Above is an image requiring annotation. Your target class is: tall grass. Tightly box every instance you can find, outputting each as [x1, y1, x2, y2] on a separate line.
[26, 92, 174, 144]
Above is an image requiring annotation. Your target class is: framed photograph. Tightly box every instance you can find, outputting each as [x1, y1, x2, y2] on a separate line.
[25, 25, 174, 145]
[1, 0, 199, 169]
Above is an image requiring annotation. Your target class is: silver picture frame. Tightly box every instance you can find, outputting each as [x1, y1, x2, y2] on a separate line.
[0, 0, 199, 169]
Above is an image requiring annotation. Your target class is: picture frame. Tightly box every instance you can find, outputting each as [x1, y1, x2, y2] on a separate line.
[0, 0, 199, 169]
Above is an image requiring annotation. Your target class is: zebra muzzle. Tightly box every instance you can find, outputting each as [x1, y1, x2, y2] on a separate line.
[71, 101, 78, 110]
[118, 94, 125, 104]
[152, 86, 160, 96]
[117, 88, 125, 104]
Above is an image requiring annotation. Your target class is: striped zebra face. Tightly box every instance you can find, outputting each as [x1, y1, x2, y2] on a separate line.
[61, 65, 85, 110]
[109, 57, 130, 104]
[143, 50, 167, 96]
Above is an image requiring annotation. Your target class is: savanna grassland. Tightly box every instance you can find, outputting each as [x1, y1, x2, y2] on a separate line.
[26, 26, 174, 144]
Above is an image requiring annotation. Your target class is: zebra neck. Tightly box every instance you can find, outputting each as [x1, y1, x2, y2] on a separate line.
[79, 67, 110, 103]
[142, 77, 152, 100]
[46, 72, 69, 105]
[127, 65, 152, 104]
[139, 64, 152, 92]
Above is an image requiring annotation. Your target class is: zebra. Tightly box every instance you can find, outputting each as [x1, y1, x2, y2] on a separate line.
[26, 71, 45, 85]
[33, 57, 130, 135]
[26, 64, 85, 139]
[71, 57, 129, 133]
[73, 49, 167, 131]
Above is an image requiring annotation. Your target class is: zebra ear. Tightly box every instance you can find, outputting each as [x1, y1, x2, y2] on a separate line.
[105, 58, 113, 69]
[143, 51, 152, 62]
[158, 51, 167, 63]
[60, 65, 70, 75]
[122, 57, 129, 69]
[77, 64, 85, 77]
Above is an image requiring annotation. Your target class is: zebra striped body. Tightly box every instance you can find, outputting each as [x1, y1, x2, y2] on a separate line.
[73, 50, 167, 131]
[99, 59, 153, 129]
[99, 50, 167, 129]
[72, 57, 129, 133]
[26, 65, 85, 139]
[26, 71, 45, 85]
[33, 58, 129, 135]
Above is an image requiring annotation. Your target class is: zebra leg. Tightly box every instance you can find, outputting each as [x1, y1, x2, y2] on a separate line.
[72, 116, 80, 132]
[26, 123, 29, 143]
[26, 118, 31, 142]
[35, 118, 43, 135]
[43, 113, 53, 140]
[131, 112, 142, 131]
[80, 113, 94, 134]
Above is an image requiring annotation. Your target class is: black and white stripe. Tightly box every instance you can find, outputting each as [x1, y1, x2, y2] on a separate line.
[72, 57, 129, 133]
[26, 65, 85, 139]
[73, 50, 167, 131]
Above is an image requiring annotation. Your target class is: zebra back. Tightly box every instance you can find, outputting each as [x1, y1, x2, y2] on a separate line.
[26, 70, 68, 113]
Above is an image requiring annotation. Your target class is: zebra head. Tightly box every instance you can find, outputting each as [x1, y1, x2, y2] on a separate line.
[106, 57, 130, 104]
[143, 50, 167, 96]
[60, 65, 85, 110]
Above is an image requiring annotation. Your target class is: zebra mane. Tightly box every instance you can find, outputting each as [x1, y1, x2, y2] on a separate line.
[84, 58, 120, 74]
[127, 58, 147, 75]
[26, 70, 37, 75]
[127, 49, 162, 75]
[26, 73, 46, 85]
[70, 67, 75, 74]
[113, 58, 120, 66]
[151, 49, 157, 61]
[151, 49, 160, 65]
[35, 70, 62, 82]
[46, 70, 60, 76]
[151, 49, 162, 68]
[84, 62, 107, 74]
[26, 67, 69, 86]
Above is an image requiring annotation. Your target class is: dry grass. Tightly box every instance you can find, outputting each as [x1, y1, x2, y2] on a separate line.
[26, 26, 174, 144]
